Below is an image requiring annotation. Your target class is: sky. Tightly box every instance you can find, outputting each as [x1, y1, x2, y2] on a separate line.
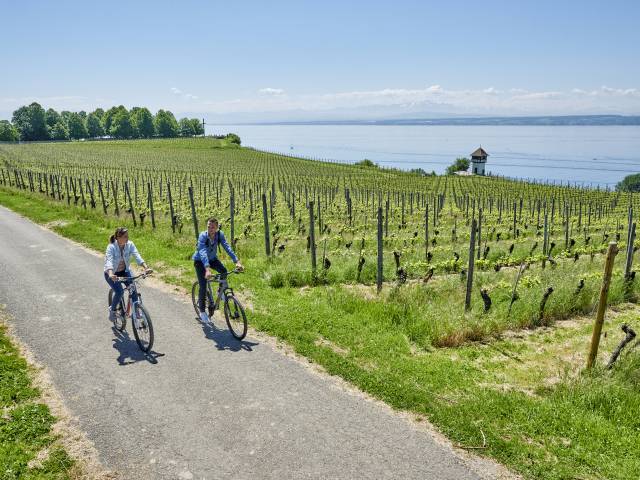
[1, 0, 640, 121]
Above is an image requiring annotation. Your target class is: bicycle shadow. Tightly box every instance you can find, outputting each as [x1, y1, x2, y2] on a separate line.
[111, 327, 164, 365]
[196, 316, 259, 352]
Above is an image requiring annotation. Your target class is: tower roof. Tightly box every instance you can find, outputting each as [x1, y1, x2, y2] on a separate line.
[471, 147, 489, 157]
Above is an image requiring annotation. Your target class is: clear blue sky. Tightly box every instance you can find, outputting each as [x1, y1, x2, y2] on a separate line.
[2, 0, 639, 120]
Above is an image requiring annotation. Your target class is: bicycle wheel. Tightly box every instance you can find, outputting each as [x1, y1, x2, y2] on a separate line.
[107, 289, 126, 331]
[132, 304, 154, 353]
[224, 295, 247, 340]
[191, 281, 215, 319]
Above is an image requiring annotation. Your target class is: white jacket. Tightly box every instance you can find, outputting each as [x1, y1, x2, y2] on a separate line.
[104, 241, 145, 273]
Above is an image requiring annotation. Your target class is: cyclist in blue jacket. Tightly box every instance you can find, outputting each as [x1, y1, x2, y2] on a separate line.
[193, 217, 243, 323]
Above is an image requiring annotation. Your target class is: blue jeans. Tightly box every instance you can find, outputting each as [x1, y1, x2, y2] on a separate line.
[104, 269, 138, 311]
[194, 259, 227, 312]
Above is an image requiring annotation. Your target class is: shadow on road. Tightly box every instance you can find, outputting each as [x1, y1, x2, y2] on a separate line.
[195, 315, 259, 352]
[112, 328, 164, 365]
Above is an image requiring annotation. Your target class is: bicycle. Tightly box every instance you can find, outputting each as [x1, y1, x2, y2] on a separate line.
[107, 270, 154, 353]
[191, 269, 247, 340]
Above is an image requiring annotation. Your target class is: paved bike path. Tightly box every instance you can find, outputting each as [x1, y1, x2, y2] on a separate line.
[0, 205, 493, 479]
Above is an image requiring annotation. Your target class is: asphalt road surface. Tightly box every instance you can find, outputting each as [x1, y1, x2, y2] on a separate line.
[0, 205, 491, 480]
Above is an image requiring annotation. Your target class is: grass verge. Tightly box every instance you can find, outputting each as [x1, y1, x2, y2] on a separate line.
[0, 308, 77, 479]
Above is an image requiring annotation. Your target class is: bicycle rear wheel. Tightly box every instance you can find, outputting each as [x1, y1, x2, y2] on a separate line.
[107, 289, 126, 331]
[132, 304, 154, 353]
[224, 295, 247, 340]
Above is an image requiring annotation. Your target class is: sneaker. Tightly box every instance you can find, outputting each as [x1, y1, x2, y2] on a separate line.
[108, 309, 117, 322]
[199, 311, 210, 324]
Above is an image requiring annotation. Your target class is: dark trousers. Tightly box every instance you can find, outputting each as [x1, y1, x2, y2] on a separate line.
[104, 269, 138, 311]
[194, 259, 227, 312]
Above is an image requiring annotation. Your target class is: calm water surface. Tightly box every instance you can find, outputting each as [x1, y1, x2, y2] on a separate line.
[207, 125, 640, 188]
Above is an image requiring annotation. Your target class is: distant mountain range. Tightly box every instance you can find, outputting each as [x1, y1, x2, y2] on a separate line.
[248, 115, 640, 126]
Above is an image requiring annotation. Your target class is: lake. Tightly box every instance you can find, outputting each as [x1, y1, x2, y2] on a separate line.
[206, 125, 640, 188]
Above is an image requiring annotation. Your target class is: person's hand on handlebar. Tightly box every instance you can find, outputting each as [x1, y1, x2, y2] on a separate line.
[205, 267, 213, 279]
[235, 262, 244, 272]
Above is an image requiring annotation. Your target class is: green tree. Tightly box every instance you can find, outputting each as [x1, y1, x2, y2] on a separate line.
[130, 107, 155, 138]
[45, 108, 61, 129]
[103, 105, 127, 134]
[91, 108, 105, 121]
[109, 111, 134, 139]
[67, 112, 88, 139]
[154, 110, 179, 138]
[0, 120, 19, 141]
[355, 158, 377, 168]
[50, 120, 70, 140]
[179, 117, 196, 137]
[225, 133, 241, 145]
[446, 157, 470, 175]
[12, 103, 49, 141]
[86, 113, 104, 138]
[60, 111, 73, 125]
[616, 173, 640, 192]
[190, 118, 204, 135]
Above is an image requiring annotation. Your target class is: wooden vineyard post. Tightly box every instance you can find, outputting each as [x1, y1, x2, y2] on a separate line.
[86, 179, 96, 209]
[79, 181, 87, 209]
[309, 200, 317, 274]
[167, 182, 176, 233]
[377, 206, 383, 293]
[385, 199, 389, 237]
[230, 186, 235, 245]
[586, 242, 619, 369]
[111, 180, 120, 216]
[65, 177, 70, 205]
[564, 204, 570, 249]
[424, 205, 429, 261]
[624, 223, 636, 280]
[124, 181, 136, 226]
[147, 182, 156, 229]
[188, 186, 199, 240]
[262, 193, 271, 257]
[98, 180, 107, 214]
[477, 207, 482, 260]
[465, 218, 477, 311]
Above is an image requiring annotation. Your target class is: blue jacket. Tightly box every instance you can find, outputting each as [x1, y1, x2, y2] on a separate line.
[104, 241, 145, 273]
[192, 230, 238, 266]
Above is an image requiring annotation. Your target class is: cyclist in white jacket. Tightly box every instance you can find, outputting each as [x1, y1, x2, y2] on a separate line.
[104, 227, 151, 322]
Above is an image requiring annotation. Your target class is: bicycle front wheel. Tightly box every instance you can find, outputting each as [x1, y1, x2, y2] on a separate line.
[191, 281, 215, 319]
[224, 295, 247, 340]
[107, 289, 126, 331]
[132, 304, 154, 353]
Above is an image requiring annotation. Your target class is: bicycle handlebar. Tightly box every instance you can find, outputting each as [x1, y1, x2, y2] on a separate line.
[207, 268, 243, 282]
[114, 269, 153, 282]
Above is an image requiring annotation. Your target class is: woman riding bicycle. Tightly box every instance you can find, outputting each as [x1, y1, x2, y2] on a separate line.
[104, 227, 151, 322]
[193, 217, 243, 324]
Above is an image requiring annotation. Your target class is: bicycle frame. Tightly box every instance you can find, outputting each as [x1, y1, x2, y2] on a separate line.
[205, 271, 238, 309]
[115, 273, 149, 317]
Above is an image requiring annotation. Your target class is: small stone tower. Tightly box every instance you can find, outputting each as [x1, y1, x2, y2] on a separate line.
[470, 147, 489, 175]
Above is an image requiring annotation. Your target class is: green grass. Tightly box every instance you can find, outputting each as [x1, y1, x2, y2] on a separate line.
[2, 185, 640, 479]
[0, 317, 75, 479]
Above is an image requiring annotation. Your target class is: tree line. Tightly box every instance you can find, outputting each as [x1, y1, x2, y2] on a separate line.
[0, 102, 206, 141]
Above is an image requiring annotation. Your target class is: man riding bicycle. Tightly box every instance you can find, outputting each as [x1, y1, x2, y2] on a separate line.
[192, 217, 243, 324]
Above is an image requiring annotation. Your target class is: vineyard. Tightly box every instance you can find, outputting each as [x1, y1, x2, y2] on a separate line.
[1, 138, 639, 347]
[2, 137, 640, 479]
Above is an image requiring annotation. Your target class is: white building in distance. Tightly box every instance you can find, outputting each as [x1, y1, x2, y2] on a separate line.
[470, 147, 489, 175]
